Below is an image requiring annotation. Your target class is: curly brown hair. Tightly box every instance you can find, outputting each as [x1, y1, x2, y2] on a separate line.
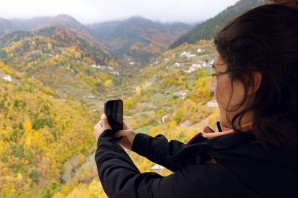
[214, 4, 298, 146]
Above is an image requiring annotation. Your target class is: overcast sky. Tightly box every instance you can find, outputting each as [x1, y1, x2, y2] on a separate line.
[0, 0, 239, 24]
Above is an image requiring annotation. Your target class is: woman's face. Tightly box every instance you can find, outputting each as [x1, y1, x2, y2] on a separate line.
[212, 51, 247, 129]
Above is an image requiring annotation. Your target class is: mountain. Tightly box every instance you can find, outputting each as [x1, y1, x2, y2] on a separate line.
[170, 0, 258, 48]
[87, 16, 192, 67]
[0, 26, 111, 65]
[10, 15, 106, 49]
[0, 27, 119, 101]
[0, 17, 18, 36]
[1, 15, 192, 68]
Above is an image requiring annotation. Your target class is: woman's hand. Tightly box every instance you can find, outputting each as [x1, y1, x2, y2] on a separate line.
[94, 114, 136, 150]
[202, 129, 234, 139]
[94, 114, 112, 142]
[114, 122, 136, 150]
[201, 125, 234, 139]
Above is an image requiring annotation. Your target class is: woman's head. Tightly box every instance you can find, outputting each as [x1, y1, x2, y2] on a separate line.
[213, 4, 298, 146]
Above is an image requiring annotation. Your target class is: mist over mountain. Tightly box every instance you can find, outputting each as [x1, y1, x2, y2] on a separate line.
[87, 16, 192, 67]
[1, 15, 193, 67]
[0, 17, 18, 35]
[9, 15, 105, 49]
[170, 0, 258, 48]
[10, 17, 51, 31]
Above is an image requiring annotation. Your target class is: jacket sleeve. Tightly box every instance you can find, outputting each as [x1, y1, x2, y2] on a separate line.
[131, 133, 186, 171]
[95, 131, 244, 198]
[95, 130, 163, 197]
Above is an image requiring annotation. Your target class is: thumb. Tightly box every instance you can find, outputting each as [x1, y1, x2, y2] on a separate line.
[101, 114, 111, 128]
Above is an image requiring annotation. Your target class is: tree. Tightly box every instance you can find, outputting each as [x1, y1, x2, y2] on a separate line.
[135, 86, 141, 97]
[47, 43, 53, 50]
[23, 119, 32, 134]
[104, 80, 113, 89]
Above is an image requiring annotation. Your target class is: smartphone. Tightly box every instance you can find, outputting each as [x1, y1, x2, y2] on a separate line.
[104, 99, 123, 133]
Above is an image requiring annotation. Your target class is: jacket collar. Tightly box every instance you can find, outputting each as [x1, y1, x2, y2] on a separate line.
[172, 132, 254, 163]
[173, 132, 298, 169]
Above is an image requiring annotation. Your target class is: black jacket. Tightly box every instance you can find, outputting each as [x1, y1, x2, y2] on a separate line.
[95, 130, 298, 198]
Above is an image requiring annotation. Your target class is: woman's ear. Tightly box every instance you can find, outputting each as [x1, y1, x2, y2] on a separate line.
[248, 71, 262, 95]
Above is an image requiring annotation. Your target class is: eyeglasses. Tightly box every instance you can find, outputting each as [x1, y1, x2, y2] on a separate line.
[211, 63, 229, 79]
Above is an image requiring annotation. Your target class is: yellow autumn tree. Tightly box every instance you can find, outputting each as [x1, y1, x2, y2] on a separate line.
[74, 52, 81, 60]
[23, 119, 33, 146]
[47, 42, 53, 50]
[107, 58, 118, 67]
[135, 86, 141, 97]
[23, 119, 32, 134]
[30, 41, 36, 51]
[104, 79, 113, 89]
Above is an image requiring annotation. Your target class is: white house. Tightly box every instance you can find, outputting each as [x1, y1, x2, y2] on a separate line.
[174, 62, 181, 67]
[174, 89, 189, 99]
[180, 51, 196, 58]
[2, 75, 12, 82]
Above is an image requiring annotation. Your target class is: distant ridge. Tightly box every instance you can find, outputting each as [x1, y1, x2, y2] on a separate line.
[0, 15, 192, 67]
[170, 0, 258, 49]
[87, 16, 192, 67]
[0, 26, 117, 99]
[0, 17, 17, 35]
[8, 15, 106, 49]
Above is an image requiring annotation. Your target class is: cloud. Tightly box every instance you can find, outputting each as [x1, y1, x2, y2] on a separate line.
[0, 0, 239, 24]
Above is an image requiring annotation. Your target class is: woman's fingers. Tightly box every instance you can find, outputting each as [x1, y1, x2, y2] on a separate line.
[202, 130, 234, 139]
[101, 114, 110, 128]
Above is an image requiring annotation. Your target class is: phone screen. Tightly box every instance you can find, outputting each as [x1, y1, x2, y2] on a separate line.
[104, 100, 123, 132]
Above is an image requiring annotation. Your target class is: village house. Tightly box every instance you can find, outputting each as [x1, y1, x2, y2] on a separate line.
[1, 75, 12, 82]
[174, 62, 181, 67]
[174, 89, 189, 99]
[180, 51, 197, 58]
[185, 64, 202, 73]
[90, 64, 119, 76]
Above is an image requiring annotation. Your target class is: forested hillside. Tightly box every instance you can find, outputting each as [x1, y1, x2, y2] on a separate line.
[48, 40, 220, 198]
[0, 61, 97, 197]
[0, 38, 219, 197]
[0, 27, 119, 101]
[170, 0, 258, 48]
[0, 18, 17, 36]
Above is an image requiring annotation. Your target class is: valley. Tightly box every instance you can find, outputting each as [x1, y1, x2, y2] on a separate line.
[0, 0, 258, 197]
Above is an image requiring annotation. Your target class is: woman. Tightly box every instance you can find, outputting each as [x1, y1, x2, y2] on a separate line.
[94, 4, 298, 198]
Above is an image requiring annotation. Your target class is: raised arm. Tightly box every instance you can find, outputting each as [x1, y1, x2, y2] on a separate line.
[131, 133, 186, 171]
[95, 132, 246, 198]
